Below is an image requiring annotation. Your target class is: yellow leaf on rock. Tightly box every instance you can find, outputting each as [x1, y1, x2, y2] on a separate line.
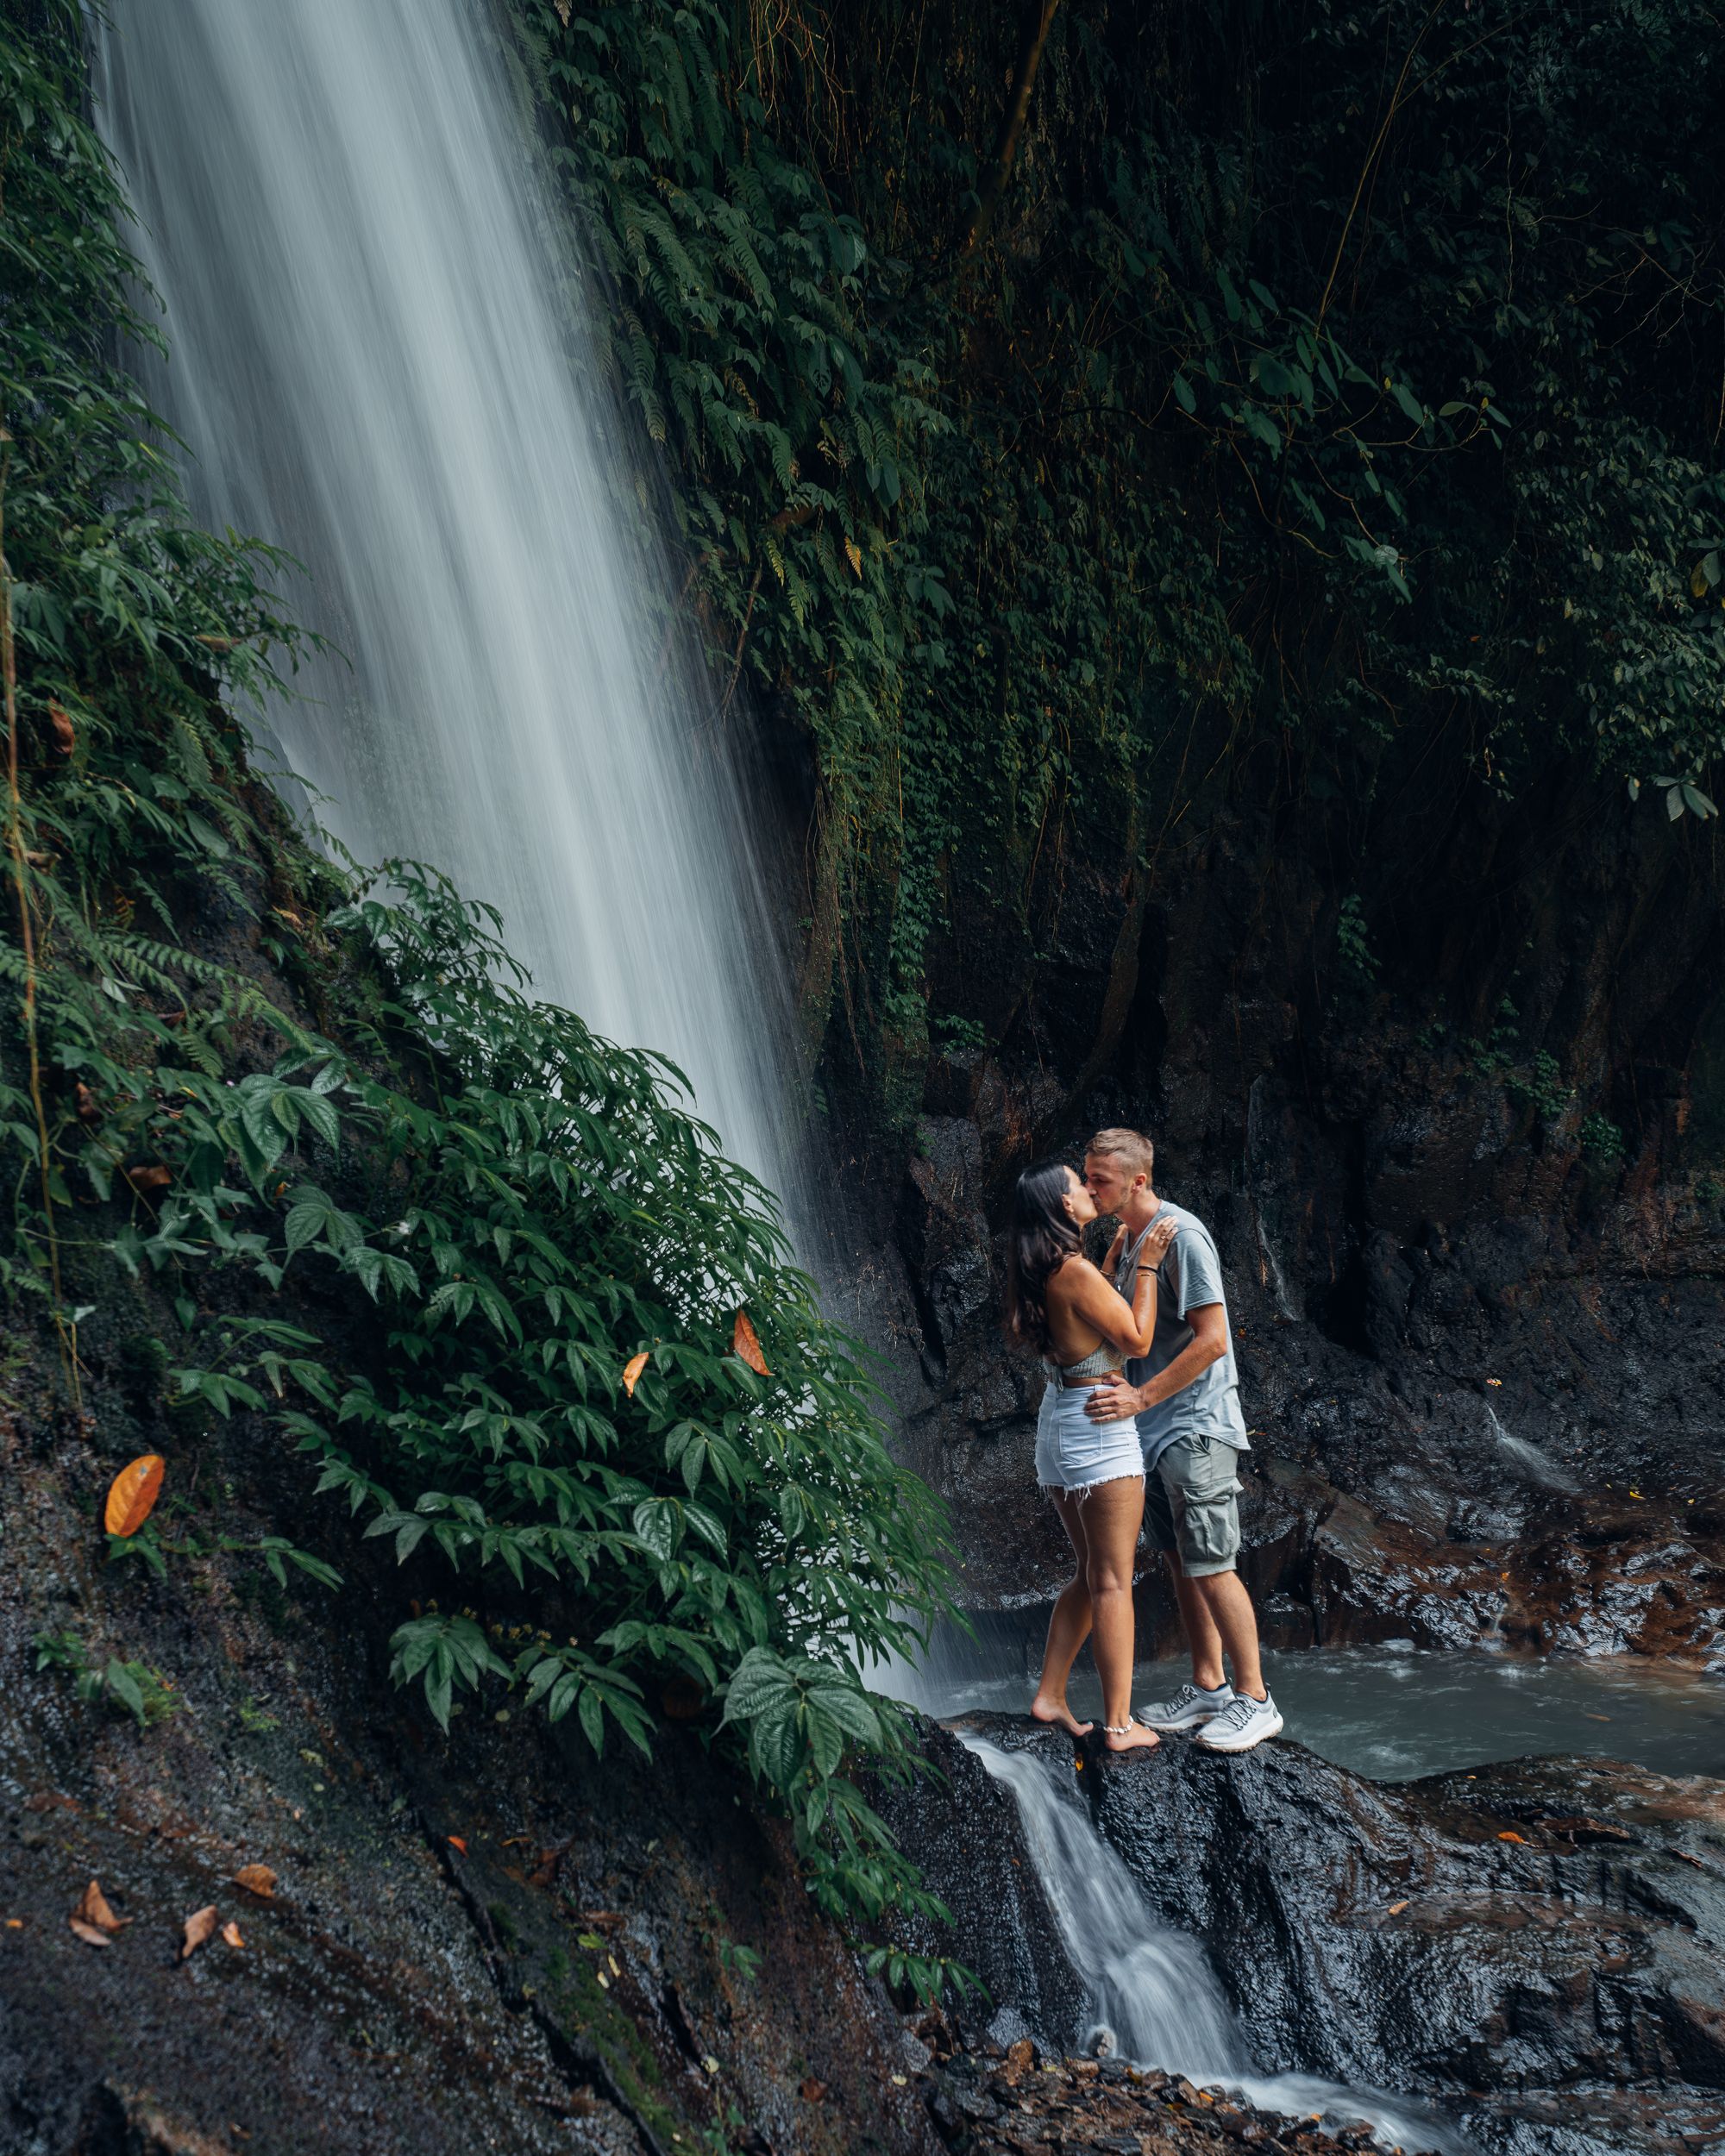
[1496, 1831, 1526, 1845]
[731, 1309, 769, 1377]
[622, 1351, 649, 1399]
[1387, 1899, 1409, 1915]
[104, 1454, 165, 1538]
[221, 1921, 244, 1949]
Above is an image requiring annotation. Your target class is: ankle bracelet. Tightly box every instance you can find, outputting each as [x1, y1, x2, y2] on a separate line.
[1102, 1722, 1134, 1736]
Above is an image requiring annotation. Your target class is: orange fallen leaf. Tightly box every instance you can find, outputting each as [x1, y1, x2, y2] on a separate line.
[448, 1835, 467, 1856]
[75, 1880, 130, 1934]
[1387, 1899, 1409, 1915]
[5, 1919, 22, 1929]
[731, 1309, 769, 1377]
[104, 1454, 165, 1539]
[232, 1864, 276, 1899]
[1496, 1831, 1526, 1845]
[122, 1163, 172, 1195]
[622, 1351, 649, 1399]
[220, 1921, 244, 1949]
[47, 703, 76, 756]
[69, 1917, 112, 1948]
[180, 1905, 218, 1959]
[800, 2077, 829, 2103]
[74, 1082, 101, 1125]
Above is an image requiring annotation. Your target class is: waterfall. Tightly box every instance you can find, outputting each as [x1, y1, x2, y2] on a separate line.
[1484, 1405, 1579, 1494]
[963, 1737, 1458, 2153]
[91, 0, 803, 1217]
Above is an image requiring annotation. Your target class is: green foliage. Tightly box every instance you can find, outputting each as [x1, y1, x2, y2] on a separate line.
[514, 0, 1725, 1100]
[34, 1627, 180, 1728]
[1335, 896, 1378, 988]
[0, 1, 960, 1989]
[1581, 1112, 1627, 1163]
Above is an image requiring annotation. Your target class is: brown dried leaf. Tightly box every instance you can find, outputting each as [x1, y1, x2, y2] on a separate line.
[622, 1351, 649, 1399]
[104, 1453, 165, 1538]
[74, 1082, 101, 1125]
[232, 1864, 276, 1899]
[800, 2078, 828, 2103]
[69, 1917, 112, 1948]
[220, 1921, 244, 1949]
[731, 1309, 769, 1377]
[122, 1163, 173, 1195]
[75, 1879, 130, 1934]
[180, 1905, 218, 1959]
[448, 1835, 468, 1856]
[47, 703, 76, 756]
[1387, 1899, 1409, 1915]
[1496, 1831, 1526, 1845]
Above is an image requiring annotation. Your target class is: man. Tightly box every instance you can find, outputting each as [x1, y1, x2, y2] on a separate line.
[1082, 1127, 1283, 1753]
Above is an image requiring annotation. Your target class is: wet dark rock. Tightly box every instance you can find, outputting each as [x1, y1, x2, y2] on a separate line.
[0, 1390, 942, 2156]
[919, 2048, 1435, 2156]
[887, 1718, 1725, 2156]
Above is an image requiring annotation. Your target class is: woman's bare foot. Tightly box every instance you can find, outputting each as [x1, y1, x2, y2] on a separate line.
[1101, 1720, 1162, 1753]
[1031, 1693, 1094, 1738]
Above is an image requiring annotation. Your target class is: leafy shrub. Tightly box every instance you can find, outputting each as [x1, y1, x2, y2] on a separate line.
[0, 3, 964, 1996]
[34, 1629, 180, 1728]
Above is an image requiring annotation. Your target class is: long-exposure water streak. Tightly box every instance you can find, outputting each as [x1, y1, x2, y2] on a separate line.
[92, 0, 803, 1214]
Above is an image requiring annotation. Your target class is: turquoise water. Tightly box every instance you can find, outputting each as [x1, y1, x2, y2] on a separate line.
[876, 1615, 1725, 1781]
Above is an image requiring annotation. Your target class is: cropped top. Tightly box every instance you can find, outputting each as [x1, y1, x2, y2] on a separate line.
[1045, 1338, 1125, 1384]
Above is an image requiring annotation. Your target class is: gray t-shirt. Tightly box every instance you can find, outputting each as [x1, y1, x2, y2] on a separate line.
[1113, 1200, 1249, 1471]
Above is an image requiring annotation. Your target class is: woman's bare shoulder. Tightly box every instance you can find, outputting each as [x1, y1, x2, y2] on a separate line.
[1046, 1253, 1104, 1296]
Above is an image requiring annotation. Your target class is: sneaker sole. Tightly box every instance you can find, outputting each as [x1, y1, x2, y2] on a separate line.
[1194, 1712, 1284, 1754]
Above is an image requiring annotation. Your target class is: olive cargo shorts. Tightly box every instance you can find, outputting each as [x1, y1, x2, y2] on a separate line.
[1144, 1433, 1243, 1577]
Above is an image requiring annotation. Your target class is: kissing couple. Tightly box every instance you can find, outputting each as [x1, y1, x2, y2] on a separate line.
[1005, 1127, 1283, 1757]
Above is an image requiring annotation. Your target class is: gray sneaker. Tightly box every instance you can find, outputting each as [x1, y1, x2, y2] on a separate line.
[1134, 1680, 1235, 1732]
[1194, 1689, 1283, 1753]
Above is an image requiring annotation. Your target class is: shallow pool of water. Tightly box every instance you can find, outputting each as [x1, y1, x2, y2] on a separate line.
[873, 1614, 1725, 1781]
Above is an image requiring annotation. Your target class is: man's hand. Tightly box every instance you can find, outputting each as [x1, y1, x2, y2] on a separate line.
[1084, 1376, 1144, 1422]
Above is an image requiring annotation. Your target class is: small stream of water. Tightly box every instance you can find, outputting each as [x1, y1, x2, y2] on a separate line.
[964, 1736, 1457, 2151]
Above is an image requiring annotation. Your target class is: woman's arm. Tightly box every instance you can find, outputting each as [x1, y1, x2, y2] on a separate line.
[1057, 1214, 1176, 1357]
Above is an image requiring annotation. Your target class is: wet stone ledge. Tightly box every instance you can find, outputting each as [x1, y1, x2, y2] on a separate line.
[921, 2049, 1427, 2156]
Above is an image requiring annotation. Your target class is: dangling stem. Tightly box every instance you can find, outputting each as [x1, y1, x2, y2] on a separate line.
[0, 436, 73, 1394]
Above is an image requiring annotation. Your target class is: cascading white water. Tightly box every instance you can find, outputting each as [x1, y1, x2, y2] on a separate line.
[91, 0, 802, 1213]
[963, 1737, 1458, 2153]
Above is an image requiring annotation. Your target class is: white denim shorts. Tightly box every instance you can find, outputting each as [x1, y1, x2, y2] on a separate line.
[1033, 1380, 1145, 1501]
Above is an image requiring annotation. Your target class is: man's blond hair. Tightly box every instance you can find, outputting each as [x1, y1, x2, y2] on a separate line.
[1085, 1126, 1155, 1181]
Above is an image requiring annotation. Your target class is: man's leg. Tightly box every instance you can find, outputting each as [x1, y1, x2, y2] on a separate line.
[1187, 1568, 1264, 1700]
[1165, 1556, 1227, 1691]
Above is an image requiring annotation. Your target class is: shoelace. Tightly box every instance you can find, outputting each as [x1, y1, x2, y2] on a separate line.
[1209, 1693, 1262, 1732]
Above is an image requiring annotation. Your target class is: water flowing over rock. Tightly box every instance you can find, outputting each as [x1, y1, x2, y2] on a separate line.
[880, 1717, 1725, 2156]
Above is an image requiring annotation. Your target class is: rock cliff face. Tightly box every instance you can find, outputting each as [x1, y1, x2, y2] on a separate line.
[828, 778, 1725, 1654]
[882, 1717, 1725, 2156]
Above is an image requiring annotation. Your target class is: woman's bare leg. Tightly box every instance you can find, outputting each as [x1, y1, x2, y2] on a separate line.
[1032, 1488, 1095, 1736]
[1082, 1476, 1160, 1752]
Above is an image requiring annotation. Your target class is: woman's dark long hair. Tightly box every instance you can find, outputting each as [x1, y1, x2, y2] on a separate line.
[1005, 1159, 1081, 1354]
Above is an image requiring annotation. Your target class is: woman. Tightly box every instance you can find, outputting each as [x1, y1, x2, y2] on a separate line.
[1006, 1161, 1176, 1752]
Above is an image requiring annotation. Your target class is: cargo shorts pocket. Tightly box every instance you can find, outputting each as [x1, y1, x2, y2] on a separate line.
[1156, 1434, 1242, 1578]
